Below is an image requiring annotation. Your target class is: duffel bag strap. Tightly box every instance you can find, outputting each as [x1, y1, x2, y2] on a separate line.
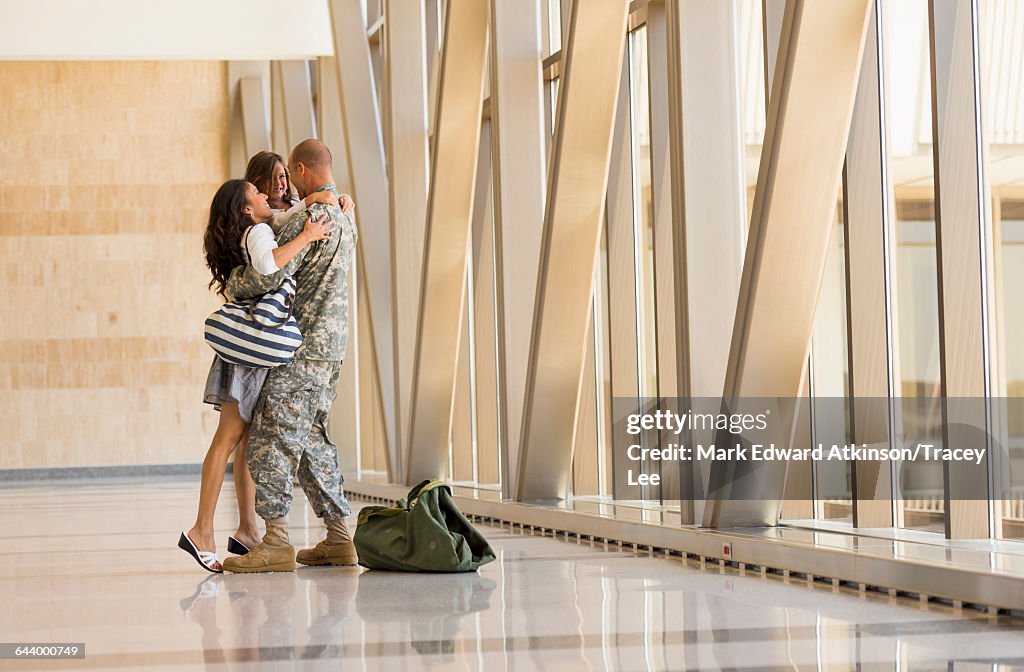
[357, 504, 405, 526]
[407, 479, 449, 507]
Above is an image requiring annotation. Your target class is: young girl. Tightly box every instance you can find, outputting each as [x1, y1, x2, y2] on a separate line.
[178, 179, 336, 573]
[245, 150, 300, 212]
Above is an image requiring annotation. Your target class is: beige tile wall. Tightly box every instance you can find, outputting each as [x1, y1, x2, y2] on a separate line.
[0, 61, 229, 469]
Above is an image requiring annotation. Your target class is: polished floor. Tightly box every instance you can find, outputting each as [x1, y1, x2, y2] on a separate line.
[3, 478, 1024, 671]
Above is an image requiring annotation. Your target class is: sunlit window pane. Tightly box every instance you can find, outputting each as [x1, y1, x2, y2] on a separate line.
[887, 0, 945, 532]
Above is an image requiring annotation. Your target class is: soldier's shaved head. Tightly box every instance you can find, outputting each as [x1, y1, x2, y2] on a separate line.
[288, 139, 335, 199]
[289, 139, 332, 170]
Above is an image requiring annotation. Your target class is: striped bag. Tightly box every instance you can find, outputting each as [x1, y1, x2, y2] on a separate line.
[204, 276, 303, 368]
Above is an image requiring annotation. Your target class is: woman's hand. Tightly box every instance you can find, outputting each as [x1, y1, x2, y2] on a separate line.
[300, 212, 333, 243]
[303, 191, 354, 217]
[305, 191, 340, 208]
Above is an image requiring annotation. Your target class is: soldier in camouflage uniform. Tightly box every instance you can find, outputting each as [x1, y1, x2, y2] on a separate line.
[223, 139, 358, 573]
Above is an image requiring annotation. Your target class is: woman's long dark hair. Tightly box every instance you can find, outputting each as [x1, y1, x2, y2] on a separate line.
[244, 151, 297, 206]
[204, 179, 254, 298]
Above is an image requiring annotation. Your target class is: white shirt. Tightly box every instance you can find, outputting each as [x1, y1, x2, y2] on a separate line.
[243, 201, 307, 275]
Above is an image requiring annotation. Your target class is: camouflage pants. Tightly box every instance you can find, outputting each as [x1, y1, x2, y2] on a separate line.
[247, 359, 351, 520]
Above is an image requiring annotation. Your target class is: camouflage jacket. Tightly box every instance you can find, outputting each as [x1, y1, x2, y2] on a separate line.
[226, 182, 357, 362]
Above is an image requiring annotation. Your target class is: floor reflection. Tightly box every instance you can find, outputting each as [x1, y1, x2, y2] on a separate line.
[356, 571, 496, 658]
[178, 574, 226, 667]
[301, 567, 360, 659]
[1, 479, 1023, 671]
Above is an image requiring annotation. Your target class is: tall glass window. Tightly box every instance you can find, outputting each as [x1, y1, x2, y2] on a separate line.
[543, 0, 563, 56]
[367, 4, 385, 136]
[585, 26, 659, 503]
[981, 0, 1024, 540]
[996, 207, 1024, 538]
[739, 0, 766, 223]
[627, 26, 658, 403]
[887, 0, 944, 532]
[811, 206, 852, 522]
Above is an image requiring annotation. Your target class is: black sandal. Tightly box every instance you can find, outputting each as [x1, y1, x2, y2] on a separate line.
[226, 536, 251, 556]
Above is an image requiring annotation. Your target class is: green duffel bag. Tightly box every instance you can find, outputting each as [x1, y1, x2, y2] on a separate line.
[354, 480, 496, 572]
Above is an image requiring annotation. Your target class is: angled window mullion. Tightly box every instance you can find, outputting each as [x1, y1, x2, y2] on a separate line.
[405, 0, 489, 485]
[844, 0, 897, 529]
[327, 0, 398, 481]
[929, 0, 994, 539]
[605, 48, 644, 501]
[316, 54, 359, 473]
[702, 0, 874, 528]
[665, 0, 749, 521]
[471, 120, 501, 487]
[278, 60, 316, 148]
[382, 0, 430, 477]
[488, 0, 547, 499]
[516, 0, 631, 502]
[236, 71, 271, 161]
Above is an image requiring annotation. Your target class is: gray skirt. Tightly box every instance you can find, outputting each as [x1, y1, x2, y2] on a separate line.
[202, 356, 268, 423]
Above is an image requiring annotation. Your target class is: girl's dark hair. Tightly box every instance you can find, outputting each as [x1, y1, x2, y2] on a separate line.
[204, 179, 253, 298]
[244, 151, 296, 205]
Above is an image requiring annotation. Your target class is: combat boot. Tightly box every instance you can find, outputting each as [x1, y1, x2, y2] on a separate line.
[223, 517, 297, 573]
[297, 517, 358, 566]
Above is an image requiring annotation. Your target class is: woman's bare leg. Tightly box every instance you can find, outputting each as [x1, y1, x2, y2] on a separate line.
[188, 402, 247, 565]
[231, 431, 261, 549]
